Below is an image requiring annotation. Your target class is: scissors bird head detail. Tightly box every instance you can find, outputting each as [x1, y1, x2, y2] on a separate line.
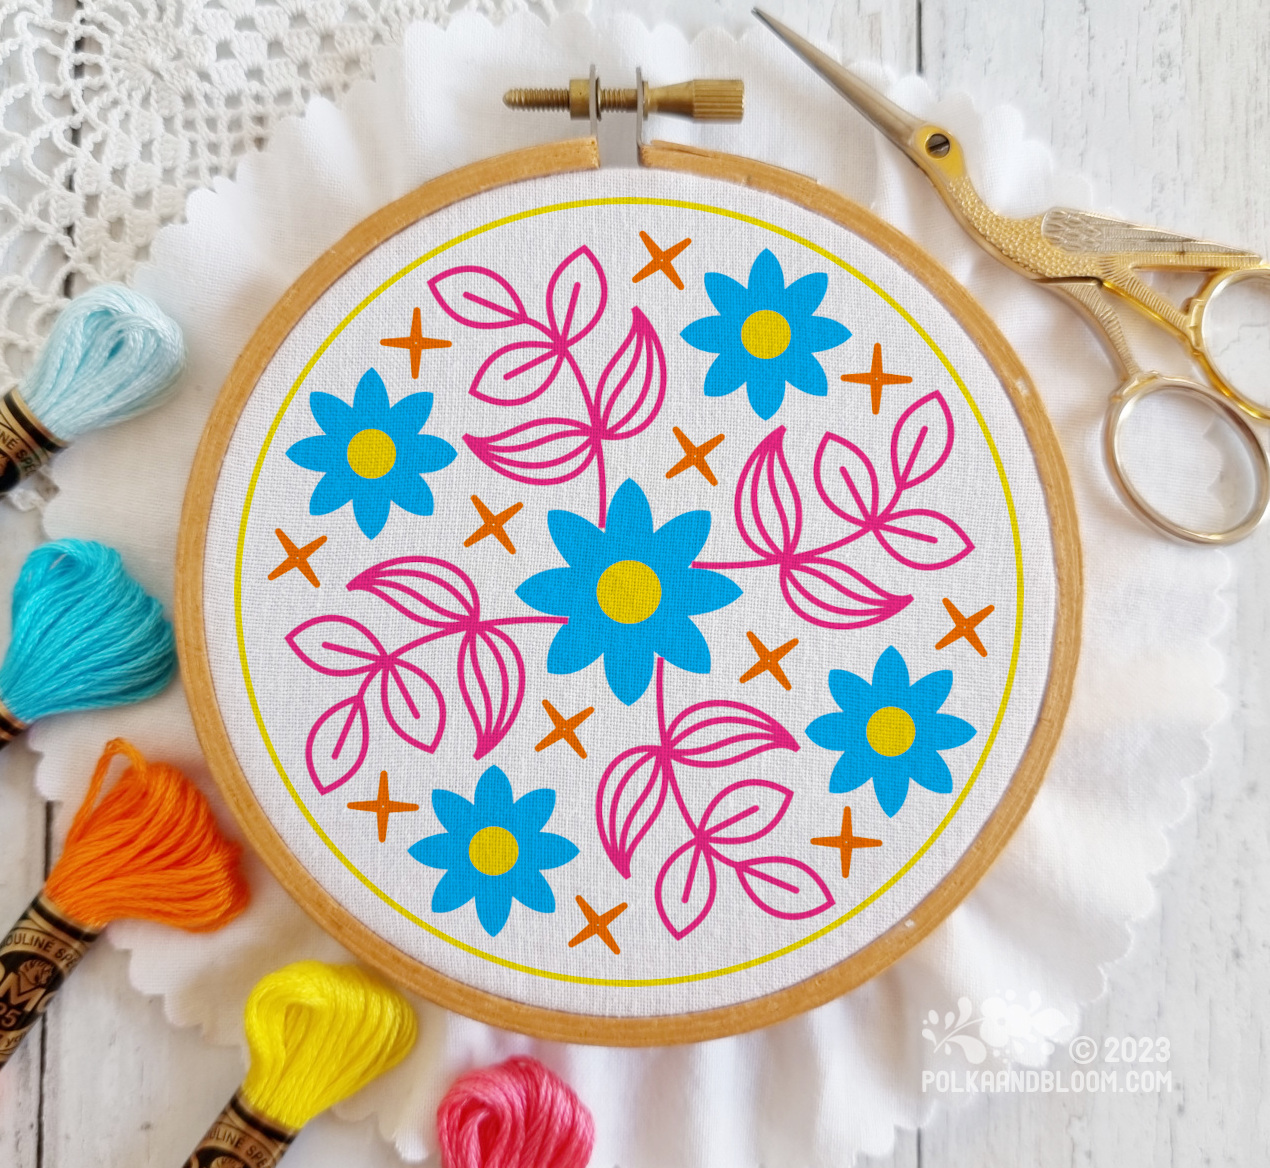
[752, 8, 968, 191]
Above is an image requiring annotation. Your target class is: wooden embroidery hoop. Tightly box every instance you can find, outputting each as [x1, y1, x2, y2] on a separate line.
[176, 133, 1082, 1046]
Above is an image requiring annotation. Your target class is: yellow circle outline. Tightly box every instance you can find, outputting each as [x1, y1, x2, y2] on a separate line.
[231, 196, 1029, 988]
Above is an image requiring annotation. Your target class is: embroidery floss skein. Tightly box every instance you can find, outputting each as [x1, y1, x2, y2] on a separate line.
[437, 1056, 596, 1168]
[0, 738, 249, 1068]
[0, 284, 185, 495]
[0, 539, 177, 748]
[185, 961, 418, 1168]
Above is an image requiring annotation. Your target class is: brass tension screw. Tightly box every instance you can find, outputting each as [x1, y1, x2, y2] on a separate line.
[503, 77, 744, 121]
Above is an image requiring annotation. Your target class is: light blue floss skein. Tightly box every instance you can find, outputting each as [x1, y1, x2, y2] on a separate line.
[20, 284, 185, 441]
[0, 540, 177, 727]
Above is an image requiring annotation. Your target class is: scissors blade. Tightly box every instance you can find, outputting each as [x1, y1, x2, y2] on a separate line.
[752, 9, 925, 156]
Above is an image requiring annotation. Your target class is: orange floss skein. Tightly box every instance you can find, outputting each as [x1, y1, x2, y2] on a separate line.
[0, 738, 250, 1068]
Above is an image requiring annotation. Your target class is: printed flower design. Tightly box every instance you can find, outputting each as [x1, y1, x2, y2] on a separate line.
[408, 765, 578, 937]
[515, 478, 742, 705]
[286, 367, 457, 539]
[805, 646, 975, 816]
[681, 248, 851, 420]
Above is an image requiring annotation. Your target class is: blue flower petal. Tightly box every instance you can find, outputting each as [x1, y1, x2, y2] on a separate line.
[547, 510, 604, 568]
[351, 486, 391, 539]
[474, 884, 514, 935]
[517, 567, 580, 618]
[806, 711, 852, 751]
[784, 270, 829, 314]
[911, 750, 954, 795]
[872, 770, 910, 817]
[308, 471, 355, 516]
[473, 766, 514, 816]
[513, 788, 556, 834]
[431, 789, 475, 833]
[396, 434, 458, 475]
[607, 478, 654, 539]
[872, 646, 910, 693]
[521, 831, 579, 872]
[785, 349, 829, 398]
[827, 669, 872, 717]
[931, 713, 976, 750]
[672, 567, 742, 615]
[604, 635, 656, 705]
[806, 315, 852, 351]
[828, 750, 872, 793]
[653, 510, 712, 563]
[746, 370, 788, 420]
[387, 391, 435, 435]
[287, 434, 340, 472]
[309, 392, 357, 438]
[409, 832, 461, 869]
[748, 248, 786, 296]
[389, 474, 435, 517]
[657, 617, 710, 674]
[546, 620, 606, 675]
[353, 367, 391, 416]
[513, 869, 557, 914]
[703, 271, 749, 316]
[703, 352, 748, 398]
[910, 669, 954, 713]
[431, 868, 476, 912]
[681, 315, 733, 354]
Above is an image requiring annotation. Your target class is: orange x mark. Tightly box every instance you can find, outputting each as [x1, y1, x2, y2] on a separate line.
[464, 495, 524, 554]
[935, 597, 994, 657]
[666, 426, 725, 486]
[268, 528, 327, 587]
[811, 806, 881, 878]
[379, 307, 452, 378]
[841, 342, 913, 414]
[633, 230, 692, 290]
[535, 700, 595, 759]
[347, 771, 419, 843]
[739, 631, 799, 691]
[568, 894, 627, 954]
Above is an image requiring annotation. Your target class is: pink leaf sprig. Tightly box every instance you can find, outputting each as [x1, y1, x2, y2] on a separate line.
[695, 427, 914, 630]
[286, 557, 565, 793]
[430, 246, 667, 528]
[814, 390, 974, 570]
[596, 658, 830, 940]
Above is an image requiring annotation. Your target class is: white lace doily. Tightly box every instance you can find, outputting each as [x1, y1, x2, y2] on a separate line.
[25, 13, 1227, 1167]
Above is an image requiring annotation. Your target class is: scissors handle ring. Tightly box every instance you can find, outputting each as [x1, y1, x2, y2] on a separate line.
[1104, 372, 1270, 545]
[1188, 266, 1270, 422]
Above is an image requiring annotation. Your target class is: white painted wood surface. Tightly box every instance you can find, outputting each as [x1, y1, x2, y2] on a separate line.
[1, 0, 1268, 1163]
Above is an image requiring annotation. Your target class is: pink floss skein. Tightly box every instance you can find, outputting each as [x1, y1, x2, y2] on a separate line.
[437, 1056, 595, 1168]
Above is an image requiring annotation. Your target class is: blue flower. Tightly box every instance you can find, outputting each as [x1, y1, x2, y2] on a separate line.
[680, 248, 851, 420]
[805, 646, 975, 817]
[286, 367, 457, 539]
[408, 765, 579, 937]
[515, 479, 741, 705]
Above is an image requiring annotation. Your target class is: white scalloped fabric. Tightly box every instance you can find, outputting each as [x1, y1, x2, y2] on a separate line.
[27, 13, 1227, 1168]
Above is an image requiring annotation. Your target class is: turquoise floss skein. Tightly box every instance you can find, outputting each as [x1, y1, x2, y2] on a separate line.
[0, 541, 177, 739]
[19, 284, 186, 441]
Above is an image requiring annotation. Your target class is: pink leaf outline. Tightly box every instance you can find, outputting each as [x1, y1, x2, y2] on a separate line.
[464, 417, 597, 486]
[468, 341, 585, 408]
[814, 432, 881, 528]
[892, 390, 955, 491]
[379, 657, 445, 753]
[285, 615, 386, 676]
[735, 426, 803, 559]
[305, 693, 370, 795]
[456, 627, 527, 760]
[545, 245, 607, 345]
[873, 508, 974, 570]
[733, 855, 836, 920]
[781, 555, 913, 629]
[347, 556, 479, 627]
[596, 746, 668, 878]
[596, 307, 668, 440]
[667, 700, 800, 768]
[696, 778, 794, 846]
[428, 266, 533, 330]
[655, 838, 719, 940]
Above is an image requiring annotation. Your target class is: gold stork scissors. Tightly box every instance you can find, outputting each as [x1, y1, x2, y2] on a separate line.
[756, 8, 1270, 545]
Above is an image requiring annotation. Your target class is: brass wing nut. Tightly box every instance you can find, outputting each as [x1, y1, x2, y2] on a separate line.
[503, 77, 744, 122]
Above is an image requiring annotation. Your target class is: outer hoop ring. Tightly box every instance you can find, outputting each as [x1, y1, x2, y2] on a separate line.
[1103, 371, 1270, 545]
[177, 137, 1082, 1045]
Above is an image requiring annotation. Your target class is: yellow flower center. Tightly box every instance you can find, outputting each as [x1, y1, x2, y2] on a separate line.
[740, 309, 792, 359]
[595, 560, 662, 624]
[866, 706, 916, 757]
[468, 826, 519, 875]
[346, 428, 397, 479]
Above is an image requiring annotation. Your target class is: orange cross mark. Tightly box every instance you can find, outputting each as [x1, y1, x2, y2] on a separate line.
[811, 806, 882, 878]
[633, 230, 692, 290]
[268, 528, 327, 587]
[665, 426, 725, 486]
[935, 598, 994, 657]
[347, 771, 420, 843]
[379, 307, 452, 378]
[568, 895, 628, 954]
[464, 495, 524, 554]
[739, 631, 799, 691]
[840, 342, 914, 414]
[535, 700, 595, 759]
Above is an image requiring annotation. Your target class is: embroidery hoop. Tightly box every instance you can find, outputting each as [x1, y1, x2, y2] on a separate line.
[176, 134, 1081, 1045]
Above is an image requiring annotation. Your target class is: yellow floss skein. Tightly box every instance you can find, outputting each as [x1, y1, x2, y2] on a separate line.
[242, 961, 417, 1131]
